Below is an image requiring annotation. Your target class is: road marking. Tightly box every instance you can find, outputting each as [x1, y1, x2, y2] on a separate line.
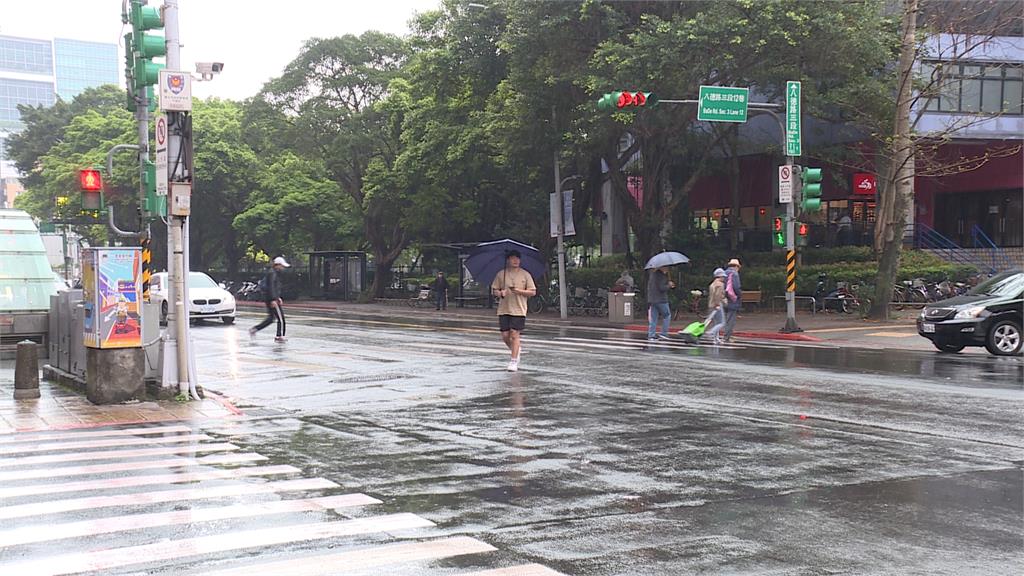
[0, 424, 194, 444]
[865, 331, 918, 338]
[0, 494, 381, 547]
[0, 477, 337, 520]
[0, 452, 266, 482]
[464, 565, 567, 576]
[0, 464, 300, 500]
[0, 514, 434, 576]
[202, 536, 496, 576]
[0, 433, 213, 456]
[0, 442, 239, 469]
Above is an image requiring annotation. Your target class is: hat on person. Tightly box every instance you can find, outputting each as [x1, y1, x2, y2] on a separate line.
[713, 267, 726, 278]
[727, 258, 741, 267]
[273, 256, 291, 267]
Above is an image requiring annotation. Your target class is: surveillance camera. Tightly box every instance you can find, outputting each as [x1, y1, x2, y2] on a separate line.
[194, 62, 224, 76]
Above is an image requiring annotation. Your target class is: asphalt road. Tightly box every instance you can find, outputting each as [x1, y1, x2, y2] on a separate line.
[197, 310, 1023, 575]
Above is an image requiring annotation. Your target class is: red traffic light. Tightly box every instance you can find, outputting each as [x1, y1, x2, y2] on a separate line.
[773, 217, 783, 232]
[798, 223, 809, 236]
[616, 91, 655, 108]
[79, 169, 103, 192]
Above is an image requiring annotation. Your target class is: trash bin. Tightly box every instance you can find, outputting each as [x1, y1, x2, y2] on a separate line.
[608, 292, 635, 324]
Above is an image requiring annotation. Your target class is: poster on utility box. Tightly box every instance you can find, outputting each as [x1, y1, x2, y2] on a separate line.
[82, 248, 142, 349]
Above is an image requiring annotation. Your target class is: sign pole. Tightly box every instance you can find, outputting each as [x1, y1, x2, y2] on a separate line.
[782, 81, 802, 333]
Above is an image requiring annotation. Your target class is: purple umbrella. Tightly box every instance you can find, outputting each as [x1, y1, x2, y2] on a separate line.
[464, 239, 546, 287]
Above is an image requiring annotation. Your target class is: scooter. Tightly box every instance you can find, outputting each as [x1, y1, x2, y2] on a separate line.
[813, 274, 858, 314]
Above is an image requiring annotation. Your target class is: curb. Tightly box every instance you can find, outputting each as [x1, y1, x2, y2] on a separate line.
[622, 324, 823, 342]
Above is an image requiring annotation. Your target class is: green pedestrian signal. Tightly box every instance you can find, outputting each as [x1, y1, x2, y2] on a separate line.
[597, 91, 658, 111]
[799, 166, 823, 213]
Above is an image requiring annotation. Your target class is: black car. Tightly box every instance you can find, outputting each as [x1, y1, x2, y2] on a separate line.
[917, 270, 1023, 356]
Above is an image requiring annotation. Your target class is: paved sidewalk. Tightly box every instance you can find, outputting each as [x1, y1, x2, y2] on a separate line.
[0, 377, 239, 433]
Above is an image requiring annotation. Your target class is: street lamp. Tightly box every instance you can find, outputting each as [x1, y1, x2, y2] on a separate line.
[554, 172, 582, 320]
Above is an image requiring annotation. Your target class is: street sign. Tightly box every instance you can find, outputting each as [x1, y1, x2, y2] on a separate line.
[697, 85, 749, 122]
[853, 173, 877, 195]
[786, 81, 801, 156]
[779, 165, 793, 203]
[154, 114, 168, 197]
[158, 70, 192, 112]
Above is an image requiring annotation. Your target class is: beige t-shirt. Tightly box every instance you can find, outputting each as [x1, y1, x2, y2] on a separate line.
[490, 267, 536, 317]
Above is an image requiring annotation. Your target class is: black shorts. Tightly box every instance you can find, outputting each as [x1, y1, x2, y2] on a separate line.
[499, 314, 526, 332]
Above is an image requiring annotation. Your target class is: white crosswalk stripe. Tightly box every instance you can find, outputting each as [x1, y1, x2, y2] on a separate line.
[0, 420, 567, 576]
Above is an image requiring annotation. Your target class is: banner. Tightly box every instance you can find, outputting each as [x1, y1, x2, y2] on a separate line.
[549, 190, 576, 237]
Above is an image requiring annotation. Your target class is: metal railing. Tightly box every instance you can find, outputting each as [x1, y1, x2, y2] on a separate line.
[970, 224, 1013, 273]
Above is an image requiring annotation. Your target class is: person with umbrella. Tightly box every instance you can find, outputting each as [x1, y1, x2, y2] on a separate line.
[644, 251, 688, 341]
[489, 250, 537, 372]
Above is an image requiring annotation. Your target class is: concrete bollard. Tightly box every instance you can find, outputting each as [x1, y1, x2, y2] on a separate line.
[14, 340, 41, 400]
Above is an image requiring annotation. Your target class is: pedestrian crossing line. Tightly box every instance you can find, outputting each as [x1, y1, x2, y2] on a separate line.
[0, 424, 195, 445]
[0, 442, 239, 469]
[0, 452, 266, 482]
[463, 565, 567, 576]
[201, 536, 496, 576]
[0, 493, 381, 548]
[0, 464, 301, 500]
[0, 433, 214, 456]
[0, 513, 435, 576]
[0, 477, 338, 521]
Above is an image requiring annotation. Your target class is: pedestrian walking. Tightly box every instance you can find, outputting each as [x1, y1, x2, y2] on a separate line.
[432, 271, 449, 310]
[705, 268, 728, 344]
[249, 256, 290, 343]
[490, 250, 536, 372]
[646, 266, 675, 340]
[722, 258, 743, 342]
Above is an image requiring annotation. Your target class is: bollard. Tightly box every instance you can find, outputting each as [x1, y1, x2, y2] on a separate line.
[14, 340, 41, 400]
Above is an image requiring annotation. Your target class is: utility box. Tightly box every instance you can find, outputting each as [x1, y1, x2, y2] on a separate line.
[82, 248, 142, 349]
[608, 292, 636, 324]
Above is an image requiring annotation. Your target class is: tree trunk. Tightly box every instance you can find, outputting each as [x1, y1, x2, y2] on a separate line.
[869, 0, 918, 320]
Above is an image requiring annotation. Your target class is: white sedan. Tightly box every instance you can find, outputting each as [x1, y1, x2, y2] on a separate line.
[151, 271, 236, 325]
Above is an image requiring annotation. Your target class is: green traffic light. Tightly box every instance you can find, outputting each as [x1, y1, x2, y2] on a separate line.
[800, 166, 823, 212]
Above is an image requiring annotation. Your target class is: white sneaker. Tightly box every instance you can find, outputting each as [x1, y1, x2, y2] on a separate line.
[507, 359, 519, 372]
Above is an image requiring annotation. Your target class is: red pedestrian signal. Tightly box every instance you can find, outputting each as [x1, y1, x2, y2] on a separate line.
[798, 223, 809, 236]
[773, 217, 783, 232]
[79, 169, 103, 192]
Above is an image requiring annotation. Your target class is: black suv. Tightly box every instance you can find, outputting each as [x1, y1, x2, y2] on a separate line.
[917, 270, 1023, 356]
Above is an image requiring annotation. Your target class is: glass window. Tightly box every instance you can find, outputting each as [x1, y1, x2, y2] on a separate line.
[923, 61, 1023, 115]
[188, 273, 217, 289]
[1005, 80, 1022, 115]
[961, 78, 981, 112]
[981, 79, 1003, 113]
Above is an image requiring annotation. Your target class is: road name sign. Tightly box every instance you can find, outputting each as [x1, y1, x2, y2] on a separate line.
[786, 81, 801, 156]
[779, 165, 793, 203]
[697, 86, 749, 123]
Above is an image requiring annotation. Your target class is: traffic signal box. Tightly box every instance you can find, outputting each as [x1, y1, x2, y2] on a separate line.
[799, 167, 823, 213]
[773, 216, 786, 247]
[597, 91, 659, 111]
[123, 1, 165, 111]
[79, 168, 105, 212]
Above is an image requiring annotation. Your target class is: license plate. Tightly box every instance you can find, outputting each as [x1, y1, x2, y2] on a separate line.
[202, 306, 216, 313]
[922, 323, 935, 333]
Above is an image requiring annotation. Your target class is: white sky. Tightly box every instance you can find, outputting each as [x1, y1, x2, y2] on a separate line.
[2, 0, 439, 101]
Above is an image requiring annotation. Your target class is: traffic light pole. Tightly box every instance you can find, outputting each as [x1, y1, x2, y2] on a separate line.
[783, 157, 801, 333]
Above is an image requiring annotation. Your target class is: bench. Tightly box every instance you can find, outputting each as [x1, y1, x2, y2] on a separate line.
[740, 290, 762, 311]
[771, 295, 817, 314]
[453, 295, 490, 308]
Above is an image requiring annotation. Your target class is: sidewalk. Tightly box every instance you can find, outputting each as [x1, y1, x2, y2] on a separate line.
[244, 298, 928, 350]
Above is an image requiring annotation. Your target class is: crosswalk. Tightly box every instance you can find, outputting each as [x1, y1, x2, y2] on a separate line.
[0, 422, 565, 575]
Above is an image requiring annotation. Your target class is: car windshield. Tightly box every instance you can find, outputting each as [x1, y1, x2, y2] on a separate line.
[969, 271, 1024, 297]
[189, 273, 218, 289]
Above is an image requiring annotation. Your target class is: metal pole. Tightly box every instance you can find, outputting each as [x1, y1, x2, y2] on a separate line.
[552, 109, 568, 320]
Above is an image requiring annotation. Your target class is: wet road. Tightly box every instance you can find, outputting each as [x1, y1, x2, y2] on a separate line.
[1, 310, 1020, 575]
[198, 311, 1022, 574]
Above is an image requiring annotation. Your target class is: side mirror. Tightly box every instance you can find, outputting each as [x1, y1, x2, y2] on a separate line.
[218, 282, 226, 289]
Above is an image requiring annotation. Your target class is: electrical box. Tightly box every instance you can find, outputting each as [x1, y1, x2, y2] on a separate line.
[170, 182, 191, 216]
[82, 248, 142, 349]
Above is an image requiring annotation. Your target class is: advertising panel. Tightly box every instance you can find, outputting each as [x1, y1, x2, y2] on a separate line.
[82, 248, 142, 349]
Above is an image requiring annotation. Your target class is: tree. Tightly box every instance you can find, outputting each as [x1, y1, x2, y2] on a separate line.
[259, 32, 409, 296]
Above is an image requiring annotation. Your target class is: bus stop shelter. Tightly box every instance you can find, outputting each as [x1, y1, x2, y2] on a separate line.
[307, 251, 367, 301]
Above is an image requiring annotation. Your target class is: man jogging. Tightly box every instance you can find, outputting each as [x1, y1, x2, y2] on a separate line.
[490, 250, 536, 372]
[249, 256, 290, 343]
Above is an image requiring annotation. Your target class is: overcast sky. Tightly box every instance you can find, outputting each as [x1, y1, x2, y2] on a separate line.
[3, 0, 439, 101]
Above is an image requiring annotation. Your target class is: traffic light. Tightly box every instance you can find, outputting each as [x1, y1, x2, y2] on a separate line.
[124, 1, 165, 93]
[79, 168, 104, 211]
[597, 91, 659, 111]
[773, 216, 786, 247]
[799, 166, 823, 213]
[798, 222, 809, 237]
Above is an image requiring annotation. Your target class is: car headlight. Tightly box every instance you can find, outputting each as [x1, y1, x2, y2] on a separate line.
[954, 306, 986, 319]
[920, 309, 928, 320]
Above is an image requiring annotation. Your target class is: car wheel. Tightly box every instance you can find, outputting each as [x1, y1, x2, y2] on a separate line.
[932, 340, 965, 353]
[985, 319, 1023, 356]
[222, 316, 235, 325]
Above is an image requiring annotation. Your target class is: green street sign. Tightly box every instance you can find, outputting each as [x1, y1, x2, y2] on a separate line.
[697, 85, 749, 122]
[786, 80, 801, 156]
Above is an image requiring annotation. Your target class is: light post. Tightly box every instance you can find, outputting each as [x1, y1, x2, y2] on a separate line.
[554, 173, 582, 320]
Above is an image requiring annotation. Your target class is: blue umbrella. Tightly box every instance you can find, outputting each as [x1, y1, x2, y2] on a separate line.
[644, 251, 690, 270]
[464, 239, 546, 287]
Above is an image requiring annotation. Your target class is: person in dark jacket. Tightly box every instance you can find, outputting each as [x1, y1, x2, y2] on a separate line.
[249, 256, 290, 343]
[646, 266, 675, 340]
[432, 271, 449, 310]
[722, 258, 743, 342]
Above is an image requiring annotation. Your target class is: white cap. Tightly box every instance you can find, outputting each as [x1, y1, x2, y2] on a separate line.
[273, 256, 291, 267]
